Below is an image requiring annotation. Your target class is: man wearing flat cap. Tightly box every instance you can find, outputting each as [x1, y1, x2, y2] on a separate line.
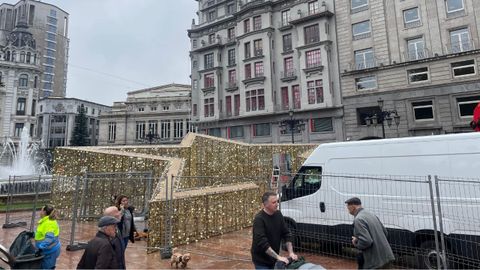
[77, 216, 120, 269]
[345, 197, 394, 269]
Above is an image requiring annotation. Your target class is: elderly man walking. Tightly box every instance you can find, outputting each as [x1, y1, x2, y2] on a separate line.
[345, 197, 395, 269]
[104, 206, 126, 269]
[77, 216, 120, 269]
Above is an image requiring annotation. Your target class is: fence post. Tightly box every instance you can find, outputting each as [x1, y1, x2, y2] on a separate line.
[160, 174, 173, 259]
[66, 175, 87, 251]
[427, 175, 442, 269]
[434, 176, 448, 269]
[2, 175, 27, 228]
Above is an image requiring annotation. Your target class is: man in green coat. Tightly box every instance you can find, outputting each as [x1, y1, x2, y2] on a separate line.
[346, 197, 395, 269]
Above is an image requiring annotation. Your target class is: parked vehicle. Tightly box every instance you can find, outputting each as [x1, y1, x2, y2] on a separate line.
[281, 133, 480, 269]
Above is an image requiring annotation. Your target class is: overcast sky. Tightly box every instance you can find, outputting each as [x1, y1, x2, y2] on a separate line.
[11, 0, 198, 105]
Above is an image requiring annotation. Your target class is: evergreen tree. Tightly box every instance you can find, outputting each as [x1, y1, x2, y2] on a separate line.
[70, 105, 89, 146]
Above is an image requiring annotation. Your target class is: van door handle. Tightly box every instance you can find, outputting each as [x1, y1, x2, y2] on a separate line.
[319, 202, 325, 212]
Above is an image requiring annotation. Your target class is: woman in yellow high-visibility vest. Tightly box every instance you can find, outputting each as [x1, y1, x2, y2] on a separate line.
[34, 204, 61, 269]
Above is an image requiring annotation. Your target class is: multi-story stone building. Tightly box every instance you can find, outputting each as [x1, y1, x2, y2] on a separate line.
[188, 0, 344, 144]
[337, 0, 480, 140]
[98, 84, 191, 146]
[0, 0, 69, 98]
[37, 97, 111, 148]
[0, 16, 41, 144]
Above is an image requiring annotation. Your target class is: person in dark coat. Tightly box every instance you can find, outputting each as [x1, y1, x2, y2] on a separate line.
[104, 206, 126, 269]
[251, 191, 298, 269]
[346, 197, 395, 269]
[77, 216, 120, 269]
[115, 195, 137, 249]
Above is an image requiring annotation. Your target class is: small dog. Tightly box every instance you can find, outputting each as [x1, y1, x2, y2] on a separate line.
[170, 252, 191, 269]
[134, 229, 149, 241]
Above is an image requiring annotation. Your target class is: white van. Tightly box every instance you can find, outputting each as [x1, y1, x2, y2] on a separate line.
[281, 133, 480, 269]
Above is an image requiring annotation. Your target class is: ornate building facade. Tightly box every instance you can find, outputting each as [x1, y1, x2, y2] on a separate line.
[188, 0, 344, 144]
[98, 84, 191, 146]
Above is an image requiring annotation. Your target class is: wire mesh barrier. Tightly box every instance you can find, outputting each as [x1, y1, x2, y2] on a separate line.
[1, 175, 52, 231]
[434, 176, 480, 269]
[50, 171, 154, 251]
[277, 172, 480, 269]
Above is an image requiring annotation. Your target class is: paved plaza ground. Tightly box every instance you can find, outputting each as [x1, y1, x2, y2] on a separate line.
[0, 212, 356, 269]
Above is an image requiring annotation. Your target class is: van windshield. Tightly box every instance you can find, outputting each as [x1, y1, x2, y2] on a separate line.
[283, 166, 322, 201]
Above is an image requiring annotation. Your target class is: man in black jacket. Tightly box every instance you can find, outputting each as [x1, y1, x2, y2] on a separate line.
[251, 191, 298, 269]
[77, 216, 119, 269]
[104, 206, 126, 269]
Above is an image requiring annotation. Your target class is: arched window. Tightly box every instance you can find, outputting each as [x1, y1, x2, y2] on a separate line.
[12, 51, 16, 62]
[6, 51, 10, 61]
[19, 74, 28, 87]
[20, 51, 25, 63]
[33, 54, 37, 64]
[34, 76, 38, 88]
[26, 52, 31, 63]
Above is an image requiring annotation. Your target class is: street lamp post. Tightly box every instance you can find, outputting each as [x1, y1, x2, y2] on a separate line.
[280, 110, 305, 144]
[365, 98, 401, 138]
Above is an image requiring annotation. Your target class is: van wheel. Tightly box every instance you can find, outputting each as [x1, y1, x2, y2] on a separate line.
[282, 221, 300, 251]
[416, 240, 448, 269]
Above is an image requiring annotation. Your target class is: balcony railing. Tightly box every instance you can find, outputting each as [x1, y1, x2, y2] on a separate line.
[226, 80, 238, 90]
[305, 62, 323, 69]
[289, 3, 334, 25]
[281, 69, 297, 81]
[254, 49, 263, 57]
[403, 49, 431, 62]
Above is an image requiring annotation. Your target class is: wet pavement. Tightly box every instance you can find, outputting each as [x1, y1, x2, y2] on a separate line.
[0, 212, 356, 269]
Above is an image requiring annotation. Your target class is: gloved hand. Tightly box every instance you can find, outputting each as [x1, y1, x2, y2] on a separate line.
[26, 231, 35, 238]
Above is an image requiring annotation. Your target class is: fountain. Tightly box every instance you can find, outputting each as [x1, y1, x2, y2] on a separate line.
[0, 127, 50, 194]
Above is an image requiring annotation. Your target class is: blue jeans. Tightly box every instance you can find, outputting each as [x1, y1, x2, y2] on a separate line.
[254, 263, 273, 269]
[123, 237, 129, 249]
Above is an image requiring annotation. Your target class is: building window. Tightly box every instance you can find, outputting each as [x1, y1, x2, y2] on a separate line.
[19, 74, 28, 87]
[208, 33, 216, 44]
[282, 34, 292, 52]
[253, 16, 262, 31]
[281, 87, 289, 110]
[253, 39, 263, 56]
[15, 123, 24, 137]
[135, 121, 146, 140]
[354, 48, 374, 69]
[281, 10, 290, 26]
[226, 96, 232, 116]
[403, 7, 421, 28]
[204, 73, 215, 88]
[229, 126, 244, 138]
[355, 75, 377, 90]
[16, 98, 26, 115]
[244, 42, 251, 59]
[304, 24, 320, 44]
[204, 98, 214, 117]
[451, 59, 475, 77]
[193, 104, 197, 116]
[351, 0, 368, 10]
[357, 106, 381, 125]
[254, 62, 264, 77]
[306, 49, 321, 68]
[445, 0, 465, 16]
[253, 123, 271, 137]
[208, 128, 221, 137]
[192, 39, 197, 48]
[138, 107, 144, 112]
[151, 106, 157, 111]
[408, 67, 429, 83]
[450, 28, 471, 53]
[234, 94, 240, 116]
[307, 80, 323, 104]
[207, 9, 216, 22]
[246, 89, 265, 112]
[161, 120, 171, 139]
[292, 85, 301, 109]
[352, 20, 371, 40]
[148, 120, 158, 136]
[407, 37, 425, 60]
[227, 3, 235, 14]
[284, 57, 294, 76]
[457, 96, 480, 118]
[31, 99, 36, 116]
[228, 27, 235, 41]
[308, 1, 319, 15]
[244, 18, 250, 33]
[228, 69, 236, 84]
[311, 117, 333, 132]
[412, 101, 434, 121]
[204, 53, 214, 69]
[108, 122, 116, 142]
[245, 63, 252, 79]
[174, 120, 184, 138]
